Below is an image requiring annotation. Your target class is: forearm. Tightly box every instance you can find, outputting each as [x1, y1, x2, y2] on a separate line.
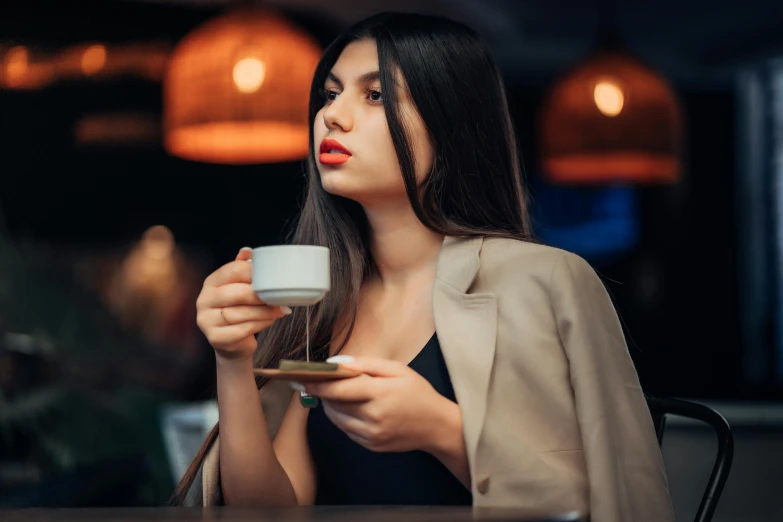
[216, 355, 298, 507]
[426, 398, 471, 489]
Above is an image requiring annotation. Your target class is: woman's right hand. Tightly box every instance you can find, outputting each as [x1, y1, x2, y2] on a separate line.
[196, 247, 292, 363]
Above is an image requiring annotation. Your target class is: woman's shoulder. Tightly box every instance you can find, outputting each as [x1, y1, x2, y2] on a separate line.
[478, 237, 600, 291]
[480, 236, 590, 271]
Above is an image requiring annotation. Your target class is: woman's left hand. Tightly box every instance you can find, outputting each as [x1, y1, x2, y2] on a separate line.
[300, 357, 459, 454]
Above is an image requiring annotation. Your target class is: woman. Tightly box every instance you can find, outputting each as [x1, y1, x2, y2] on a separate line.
[172, 11, 675, 521]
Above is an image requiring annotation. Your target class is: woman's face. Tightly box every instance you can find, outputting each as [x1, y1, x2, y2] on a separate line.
[313, 39, 433, 207]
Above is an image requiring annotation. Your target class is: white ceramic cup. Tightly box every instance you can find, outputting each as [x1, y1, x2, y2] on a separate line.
[251, 245, 330, 307]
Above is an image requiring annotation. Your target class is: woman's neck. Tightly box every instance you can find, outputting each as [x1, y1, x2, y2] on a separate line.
[364, 202, 444, 288]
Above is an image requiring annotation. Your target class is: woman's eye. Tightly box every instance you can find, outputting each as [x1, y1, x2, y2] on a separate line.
[322, 89, 339, 103]
[367, 90, 383, 102]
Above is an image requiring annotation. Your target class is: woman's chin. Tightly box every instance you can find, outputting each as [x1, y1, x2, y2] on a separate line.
[319, 172, 405, 206]
[320, 169, 360, 193]
[320, 176, 362, 200]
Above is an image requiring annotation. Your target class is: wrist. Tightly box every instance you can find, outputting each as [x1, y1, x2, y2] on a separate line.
[215, 352, 255, 374]
[423, 395, 463, 457]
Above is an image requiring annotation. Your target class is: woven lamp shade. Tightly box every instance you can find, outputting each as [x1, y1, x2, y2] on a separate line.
[164, 8, 321, 164]
[539, 51, 684, 184]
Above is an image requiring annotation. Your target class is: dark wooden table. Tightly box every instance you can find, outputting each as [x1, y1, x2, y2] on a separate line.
[0, 507, 586, 522]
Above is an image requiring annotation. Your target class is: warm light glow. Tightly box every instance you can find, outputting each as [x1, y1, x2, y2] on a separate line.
[141, 225, 175, 260]
[233, 57, 266, 93]
[73, 112, 161, 146]
[5, 46, 29, 85]
[539, 52, 683, 184]
[163, 8, 321, 163]
[165, 121, 308, 164]
[81, 44, 107, 75]
[594, 80, 624, 116]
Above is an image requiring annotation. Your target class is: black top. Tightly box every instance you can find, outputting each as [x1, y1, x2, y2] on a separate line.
[306, 333, 473, 506]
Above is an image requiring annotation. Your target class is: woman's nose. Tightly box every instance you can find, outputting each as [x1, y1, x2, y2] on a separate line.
[322, 97, 353, 132]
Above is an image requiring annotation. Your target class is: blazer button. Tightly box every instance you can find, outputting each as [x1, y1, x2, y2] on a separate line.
[476, 475, 490, 495]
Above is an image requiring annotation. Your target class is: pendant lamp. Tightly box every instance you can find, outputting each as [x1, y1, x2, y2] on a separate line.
[539, 32, 684, 184]
[164, 6, 321, 164]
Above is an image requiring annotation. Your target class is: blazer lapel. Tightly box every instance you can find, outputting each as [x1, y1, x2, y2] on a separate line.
[433, 236, 497, 467]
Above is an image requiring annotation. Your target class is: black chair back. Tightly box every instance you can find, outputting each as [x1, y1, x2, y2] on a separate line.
[646, 395, 734, 522]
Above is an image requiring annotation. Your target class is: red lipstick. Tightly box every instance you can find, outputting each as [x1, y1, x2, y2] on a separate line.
[319, 138, 352, 165]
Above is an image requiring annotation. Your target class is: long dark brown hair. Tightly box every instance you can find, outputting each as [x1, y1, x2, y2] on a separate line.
[170, 11, 534, 505]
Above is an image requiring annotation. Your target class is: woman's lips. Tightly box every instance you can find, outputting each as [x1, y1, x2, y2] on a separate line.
[319, 152, 351, 165]
[319, 138, 352, 165]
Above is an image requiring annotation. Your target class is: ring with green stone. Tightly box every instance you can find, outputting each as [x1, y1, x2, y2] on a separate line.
[299, 392, 319, 408]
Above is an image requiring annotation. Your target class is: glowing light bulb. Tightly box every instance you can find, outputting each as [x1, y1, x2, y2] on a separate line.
[233, 58, 266, 93]
[81, 44, 107, 75]
[594, 80, 624, 117]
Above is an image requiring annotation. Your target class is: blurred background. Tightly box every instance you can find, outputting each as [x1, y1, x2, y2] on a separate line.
[0, 0, 782, 520]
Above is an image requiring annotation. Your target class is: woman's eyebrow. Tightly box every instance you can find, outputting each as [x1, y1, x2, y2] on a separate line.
[356, 70, 381, 84]
[326, 70, 383, 87]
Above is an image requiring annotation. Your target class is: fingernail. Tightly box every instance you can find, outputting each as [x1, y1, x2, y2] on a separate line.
[289, 382, 305, 392]
[280, 306, 293, 315]
[326, 355, 354, 364]
[240, 246, 253, 251]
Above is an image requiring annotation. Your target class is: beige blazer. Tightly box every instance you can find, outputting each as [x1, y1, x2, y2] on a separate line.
[197, 236, 675, 521]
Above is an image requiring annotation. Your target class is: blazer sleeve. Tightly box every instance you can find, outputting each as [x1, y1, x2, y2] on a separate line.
[549, 251, 676, 522]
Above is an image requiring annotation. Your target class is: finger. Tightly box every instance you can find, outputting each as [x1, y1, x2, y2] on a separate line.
[322, 402, 373, 439]
[207, 283, 265, 308]
[219, 305, 290, 325]
[235, 247, 253, 262]
[344, 430, 375, 450]
[305, 375, 376, 402]
[323, 400, 374, 422]
[204, 259, 253, 288]
[328, 356, 408, 378]
[205, 320, 276, 346]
